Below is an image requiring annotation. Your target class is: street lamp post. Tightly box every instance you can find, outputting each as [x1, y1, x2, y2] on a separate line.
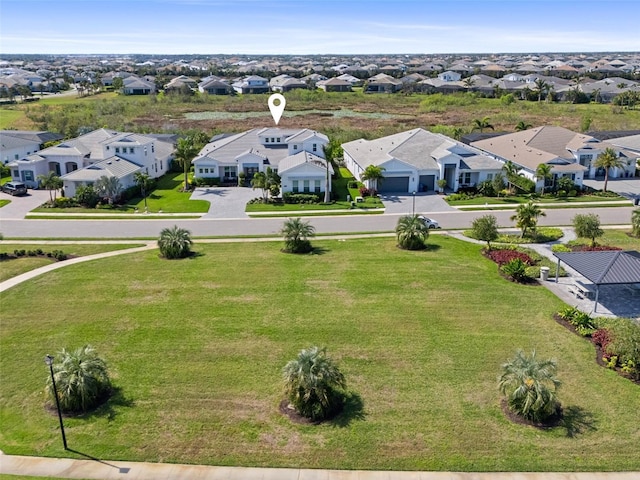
[412, 191, 416, 216]
[44, 354, 67, 450]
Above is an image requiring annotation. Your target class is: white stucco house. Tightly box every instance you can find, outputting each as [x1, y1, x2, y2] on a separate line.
[8, 128, 174, 195]
[193, 128, 331, 194]
[472, 126, 637, 191]
[1, 130, 63, 165]
[342, 128, 503, 193]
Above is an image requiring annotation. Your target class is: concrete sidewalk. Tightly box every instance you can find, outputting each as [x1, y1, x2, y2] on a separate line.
[0, 454, 637, 480]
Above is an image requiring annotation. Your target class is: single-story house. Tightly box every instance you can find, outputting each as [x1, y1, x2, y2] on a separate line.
[232, 75, 269, 94]
[61, 157, 141, 198]
[270, 75, 307, 93]
[193, 128, 330, 193]
[317, 77, 352, 92]
[1, 130, 63, 164]
[342, 128, 503, 193]
[121, 76, 156, 95]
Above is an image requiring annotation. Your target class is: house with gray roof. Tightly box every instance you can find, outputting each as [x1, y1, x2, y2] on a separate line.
[471, 126, 637, 191]
[269, 74, 307, 93]
[193, 128, 331, 194]
[342, 128, 503, 193]
[232, 75, 269, 94]
[1, 130, 63, 164]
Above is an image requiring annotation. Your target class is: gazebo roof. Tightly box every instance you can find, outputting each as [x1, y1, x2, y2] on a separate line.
[554, 250, 640, 285]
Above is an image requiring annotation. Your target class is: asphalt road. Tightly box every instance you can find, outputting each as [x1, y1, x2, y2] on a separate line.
[0, 206, 634, 239]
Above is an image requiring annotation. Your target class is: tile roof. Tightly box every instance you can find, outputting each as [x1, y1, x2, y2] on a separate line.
[62, 156, 141, 181]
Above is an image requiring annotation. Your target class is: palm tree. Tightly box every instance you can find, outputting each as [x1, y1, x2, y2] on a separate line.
[533, 79, 549, 102]
[632, 209, 640, 238]
[283, 346, 346, 421]
[462, 77, 476, 89]
[498, 350, 561, 423]
[158, 225, 193, 259]
[37, 171, 63, 203]
[515, 120, 532, 131]
[175, 136, 200, 191]
[535, 163, 553, 194]
[134, 171, 153, 212]
[510, 202, 546, 238]
[472, 116, 494, 133]
[594, 147, 625, 192]
[281, 217, 315, 253]
[45, 345, 111, 413]
[360, 165, 385, 193]
[502, 160, 522, 194]
[94, 175, 122, 205]
[395, 214, 430, 250]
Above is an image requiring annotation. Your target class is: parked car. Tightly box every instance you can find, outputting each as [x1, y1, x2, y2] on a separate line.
[1, 181, 28, 196]
[418, 215, 440, 229]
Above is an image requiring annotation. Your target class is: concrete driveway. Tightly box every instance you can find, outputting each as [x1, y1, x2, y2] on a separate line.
[583, 177, 640, 201]
[379, 192, 456, 214]
[0, 189, 50, 219]
[190, 186, 258, 219]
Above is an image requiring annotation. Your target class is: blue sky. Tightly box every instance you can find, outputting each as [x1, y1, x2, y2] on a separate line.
[1, 0, 639, 55]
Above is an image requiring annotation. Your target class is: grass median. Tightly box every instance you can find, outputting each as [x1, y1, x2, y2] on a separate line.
[1, 236, 638, 471]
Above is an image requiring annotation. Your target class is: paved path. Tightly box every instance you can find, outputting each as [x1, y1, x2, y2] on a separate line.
[0, 453, 637, 480]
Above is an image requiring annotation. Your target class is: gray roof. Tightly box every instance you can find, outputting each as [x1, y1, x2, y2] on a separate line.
[278, 151, 334, 175]
[62, 156, 141, 182]
[0, 130, 63, 145]
[554, 251, 640, 285]
[608, 134, 640, 153]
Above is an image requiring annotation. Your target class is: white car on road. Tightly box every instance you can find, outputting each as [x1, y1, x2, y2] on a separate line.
[418, 215, 440, 229]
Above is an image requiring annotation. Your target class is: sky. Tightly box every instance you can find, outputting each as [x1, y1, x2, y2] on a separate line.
[1, 0, 639, 56]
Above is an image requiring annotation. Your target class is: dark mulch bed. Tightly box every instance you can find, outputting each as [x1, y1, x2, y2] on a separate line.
[500, 399, 563, 429]
[553, 313, 640, 386]
[568, 244, 622, 252]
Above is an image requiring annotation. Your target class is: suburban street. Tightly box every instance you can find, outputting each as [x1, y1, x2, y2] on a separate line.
[0, 206, 634, 239]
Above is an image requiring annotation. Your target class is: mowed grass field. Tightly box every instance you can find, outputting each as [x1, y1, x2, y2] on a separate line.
[1, 236, 639, 471]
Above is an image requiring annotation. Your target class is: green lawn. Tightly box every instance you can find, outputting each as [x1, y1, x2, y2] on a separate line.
[0, 199, 10, 208]
[447, 194, 625, 206]
[1, 236, 638, 471]
[0, 244, 145, 282]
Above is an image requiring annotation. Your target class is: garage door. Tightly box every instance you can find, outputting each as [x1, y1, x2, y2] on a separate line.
[379, 176, 409, 193]
[419, 175, 435, 192]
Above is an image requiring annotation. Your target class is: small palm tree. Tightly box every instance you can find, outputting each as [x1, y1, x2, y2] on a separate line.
[472, 116, 494, 133]
[46, 345, 111, 413]
[158, 225, 193, 259]
[395, 214, 430, 250]
[94, 175, 122, 205]
[134, 172, 153, 212]
[534, 79, 549, 102]
[594, 147, 625, 192]
[175, 136, 200, 191]
[360, 165, 385, 193]
[281, 217, 315, 254]
[37, 171, 63, 203]
[510, 202, 546, 238]
[632, 209, 640, 238]
[283, 346, 346, 421]
[535, 163, 553, 194]
[499, 350, 561, 423]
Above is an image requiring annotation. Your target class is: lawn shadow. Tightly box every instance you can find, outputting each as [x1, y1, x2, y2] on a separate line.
[423, 243, 442, 252]
[311, 246, 329, 255]
[78, 386, 134, 423]
[560, 405, 597, 438]
[67, 449, 130, 474]
[330, 391, 365, 428]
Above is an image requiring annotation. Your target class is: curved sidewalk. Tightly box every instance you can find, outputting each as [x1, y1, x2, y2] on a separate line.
[0, 454, 636, 480]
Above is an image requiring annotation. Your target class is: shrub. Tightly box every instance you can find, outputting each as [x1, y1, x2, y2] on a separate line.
[45, 345, 112, 413]
[499, 350, 561, 423]
[282, 192, 320, 204]
[158, 225, 193, 259]
[470, 214, 499, 249]
[75, 185, 99, 208]
[192, 177, 220, 187]
[573, 213, 604, 247]
[557, 306, 596, 336]
[283, 346, 346, 421]
[395, 215, 429, 251]
[281, 218, 315, 254]
[507, 175, 536, 194]
[53, 197, 78, 208]
[501, 258, 529, 282]
[486, 249, 534, 266]
[605, 319, 640, 379]
[358, 186, 377, 197]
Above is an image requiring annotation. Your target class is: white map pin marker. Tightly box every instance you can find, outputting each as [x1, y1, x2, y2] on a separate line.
[268, 93, 286, 125]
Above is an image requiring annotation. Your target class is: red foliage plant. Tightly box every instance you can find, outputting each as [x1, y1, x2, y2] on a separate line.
[486, 249, 534, 266]
[592, 328, 612, 353]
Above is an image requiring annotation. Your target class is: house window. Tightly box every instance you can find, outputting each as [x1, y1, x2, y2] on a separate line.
[292, 180, 299, 192]
[223, 166, 237, 178]
[313, 144, 317, 152]
[129, 147, 134, 154]
[115, 147, 120, 153]
[22, 170, 34, 181]
[303, 180, 310, 193]
[458, 172, 472, 184]
[14, 154, 19, 160]
[271, 138, 275, 143]
[314, 180, 321, 192]
[151, 145, 154, 153]
[106, 146, 110, 150]
[13, 169, 19, 177]
[486, 173, 494, 180]
[265, 138, 269, 143]
[277, 138, 281, 143]
[199, 168, 203, 174]
[579, 154, 592, 161]
[144, 147, 147, 156]
[293, 145, 298, 150]
[204, 168, 209, 174]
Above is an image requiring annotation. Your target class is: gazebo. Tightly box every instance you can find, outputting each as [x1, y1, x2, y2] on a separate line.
[553, 250, 640, 313]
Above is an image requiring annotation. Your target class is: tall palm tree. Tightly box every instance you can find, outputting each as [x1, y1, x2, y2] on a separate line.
[360, 165, 385, 193]
[283, 346, 346, 421]
[46, 345, 111, 413]
[515, 120, 532, 131]
[632, 209, 640, 238]
[534, 79, 549, 102]
[37, 171, 63, 203]
[535, 163, 553, 194]
[175, 136, 199, 191]
[472, 116, 494, 133]
[499, 350, 561, 423]
[94, 175, 122, 205]
[510, 202, 546, 238]
[158, 225, 193, 259]
[594, 147, 625, 192]
[463, 77, 476, 89]
[134, 171, 153, 212]
[395, 214, 430, 250]
[281, 217, 315, 253]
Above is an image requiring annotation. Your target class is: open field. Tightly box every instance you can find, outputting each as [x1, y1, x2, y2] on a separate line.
[1, 236, 638, 471]
[2, 90, 639, 140]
